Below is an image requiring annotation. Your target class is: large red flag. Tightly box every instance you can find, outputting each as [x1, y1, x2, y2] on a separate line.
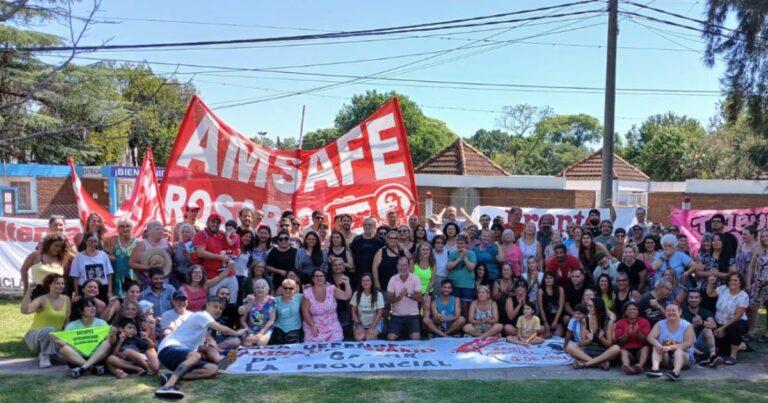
[69, 149, 166, 237]
[160, 95, 419, 230]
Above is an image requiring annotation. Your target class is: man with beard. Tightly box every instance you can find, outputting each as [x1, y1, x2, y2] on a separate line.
[537, 214, 555, 250]
[583, 199, 617, 238]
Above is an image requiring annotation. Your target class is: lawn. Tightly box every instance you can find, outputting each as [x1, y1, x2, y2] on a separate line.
[0, 299, 32, 359]
[0, 375, 766, 403]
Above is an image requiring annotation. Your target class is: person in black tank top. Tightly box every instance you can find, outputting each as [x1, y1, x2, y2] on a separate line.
[613, 272, 640, 316]
[373, 231, 405, 291]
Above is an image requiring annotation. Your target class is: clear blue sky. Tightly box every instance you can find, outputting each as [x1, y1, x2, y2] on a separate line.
[35, 0, 723, 146]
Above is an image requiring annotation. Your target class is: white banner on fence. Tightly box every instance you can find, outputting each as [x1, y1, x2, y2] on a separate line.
[470, 206, 638, 233]
[0, 217, 81, 290]
[223, 336, 571, 375]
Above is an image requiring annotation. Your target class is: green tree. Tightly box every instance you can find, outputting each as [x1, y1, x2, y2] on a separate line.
[467, 129, 509, 156]
[332, 90, 457, 165]
[620, 112, 705, 167]
[535, 114, 602, 147]
[301, 127, 339, 150]
[703, 1, 768, 172]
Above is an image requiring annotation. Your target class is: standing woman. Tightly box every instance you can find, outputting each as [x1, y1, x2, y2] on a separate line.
[538, 272, 565, 337]
[350, 273, 385, 341]
[329, 258, 353, 337]
[73, 212, 106, 252]
[498, 229, 522, 278]
[302, 269, 351, 342]
[414, 225, 429, 245]
[397, 225, 416, 257]
[431, 235, 449, 297]
[69, 231, 114, 303]
[473, 229, 501, 282]
[544, 231, 565, 261]
[20, 273, 69, 368]
[523, 256, 544, 302]
[295, 231, 328, 286]
[265, 230, 298, 290]
[372, 231, 407, 292]
[518, 222, 543, 275]
[104, 219, 138, 299]
[447, 234, 477, 318]
[328, 231, 355, 274]
[748, 229, 768, 343]
[23, 234, 69, 300]
[443, 223, 460, 253]
[735, 226, 760, 339]
[252, 225, 272, 265]
[233, 230, 255, 299]
[413, 242, 437, 315]
[708, 273, 749, 365]
[617, 245, 647, 293]
[639, 235, 661, 284]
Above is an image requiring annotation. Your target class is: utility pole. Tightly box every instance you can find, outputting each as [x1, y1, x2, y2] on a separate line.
[600, 0, 618, 208]
[298, 105, 306, 149]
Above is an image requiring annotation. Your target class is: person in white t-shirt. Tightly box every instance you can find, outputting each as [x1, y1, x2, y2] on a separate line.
[69, 232, 114, 302]
[154, 297, 245, 399]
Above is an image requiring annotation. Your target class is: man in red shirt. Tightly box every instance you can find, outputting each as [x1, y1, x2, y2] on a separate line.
[192, 214, 239, 303]
[545, 244, 581, 288]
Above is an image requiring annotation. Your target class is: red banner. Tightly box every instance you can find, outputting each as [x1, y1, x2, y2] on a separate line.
[69, 149, 165, 238]
[161, 96, 419, 229]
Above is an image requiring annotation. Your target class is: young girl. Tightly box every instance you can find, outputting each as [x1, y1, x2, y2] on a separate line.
[507, 301, 545, 346]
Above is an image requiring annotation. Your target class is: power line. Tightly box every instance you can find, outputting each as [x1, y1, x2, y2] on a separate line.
[11, 3, 605, 52]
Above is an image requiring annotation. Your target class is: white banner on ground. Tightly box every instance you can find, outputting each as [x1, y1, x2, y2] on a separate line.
[223, 336, 571, 375]
[470, 206, 637, 232]
[0, 217, 81, 290]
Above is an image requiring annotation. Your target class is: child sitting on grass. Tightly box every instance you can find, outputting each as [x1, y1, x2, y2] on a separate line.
[109, 319, 158, 378]
[507, 302, 545, 346]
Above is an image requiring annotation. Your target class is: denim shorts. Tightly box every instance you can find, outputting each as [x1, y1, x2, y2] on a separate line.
[453, 287, 475, 302]
[388, 315, 421, 337]
[158, 345, 208, 371]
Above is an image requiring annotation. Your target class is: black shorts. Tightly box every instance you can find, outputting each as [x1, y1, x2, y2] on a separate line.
[388, 315, 421, 337]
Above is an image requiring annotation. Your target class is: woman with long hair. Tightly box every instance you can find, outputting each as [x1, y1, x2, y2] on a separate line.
[350, 273, 385, 341]
[397, 225, 416, 257]
[23, 234, 70, 299]
[578, 232, 611, 275]
[180, 265, 228, 312]
[503, 279, 531, 337]
[171, 223, 195, 285]
[70, 231, 114, 303]
[21, 273, 69, 368]
[328, 230, 354, 273]
[413, 241, 437, 312]
[372, 230, 407, 292]
[329, 258, 353, 337]
[747, 229, 768, 343]
[518, 221, 542, 274]
[295, 231, 328, 286]
[242, 260, 274, 296]
[595, 273, 615, 313]
[538, 271, 564, 337]
[104, 219, 138, 299]
[638, 235, 660, 284]
[252, 225, 272, 264]
[568, 297, 620, 370]
[443, 222, 460, 253]
[414, 225, 429, 245]
[73, 212, 105, 252]
[266, 229, 297, 289]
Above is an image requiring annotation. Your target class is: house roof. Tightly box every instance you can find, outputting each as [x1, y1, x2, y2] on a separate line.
[415, 138, 511, 176]
[556, 150, 651, 181]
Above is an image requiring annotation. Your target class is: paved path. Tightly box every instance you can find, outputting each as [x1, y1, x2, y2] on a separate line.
[2, 357, 766, 381]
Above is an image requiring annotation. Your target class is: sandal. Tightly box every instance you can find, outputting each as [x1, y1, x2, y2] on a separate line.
[572, 360, 587, 369]
[600, 361, 610, 371]
[633, 364, 644, 375]
[621, 364, 633, 375]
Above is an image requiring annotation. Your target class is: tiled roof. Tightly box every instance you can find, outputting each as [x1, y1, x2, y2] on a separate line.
[415, 138, 511, 176]
[556, 150, 650, 181]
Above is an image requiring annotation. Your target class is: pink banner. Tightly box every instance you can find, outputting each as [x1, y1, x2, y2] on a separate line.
[669, 206, 768, 253]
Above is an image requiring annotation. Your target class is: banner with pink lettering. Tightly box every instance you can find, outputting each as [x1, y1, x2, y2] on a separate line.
[669, 206, 768, 253]
[470, 206, 637, 232]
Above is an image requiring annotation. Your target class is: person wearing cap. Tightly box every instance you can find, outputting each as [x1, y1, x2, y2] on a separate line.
[155, 296, 246, 399]
[425, 215, 443, 242]
[173, 203, 203, 243]
[630, 224, 646, 246]
[140, 267, 175, 317]
[160, 289, 192, 337]
[192, 213, 240, 304]
[592, 252, 619, 287]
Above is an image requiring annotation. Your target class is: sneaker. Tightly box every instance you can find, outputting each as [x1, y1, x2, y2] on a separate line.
[645, 369, 662, 378]
[708, 356, 724, 368]
[723, 356, 737, 366]
[70, 367, 86, 379]
[38, 354, 52, 369]
[92, 365, 106, 376]
[154, 386, 184, 399]
[664, 371, 681, 381]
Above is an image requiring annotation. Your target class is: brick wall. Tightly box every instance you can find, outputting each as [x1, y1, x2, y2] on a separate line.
[34, 177, 109, 218]
[416, 186, 597, 215]
[648, 192, 768, 225]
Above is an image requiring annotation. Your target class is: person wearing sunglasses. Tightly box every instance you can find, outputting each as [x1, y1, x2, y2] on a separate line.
[271, 278, 303, 345]
[266, 230, 297, 288]
[637, 279, 674, 326]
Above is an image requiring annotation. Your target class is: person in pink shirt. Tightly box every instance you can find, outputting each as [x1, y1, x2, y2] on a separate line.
[387, 256, 423, 340]
[615, 302, 651, 374]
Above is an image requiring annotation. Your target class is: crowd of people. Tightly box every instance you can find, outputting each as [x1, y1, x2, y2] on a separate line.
[17, 202, 768, 397]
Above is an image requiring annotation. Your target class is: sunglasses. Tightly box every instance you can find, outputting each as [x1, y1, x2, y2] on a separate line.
[398, 229, 409, 233]
[278, 237, 289, 241]
[283, 287, 295, 291]
[292, 223, 300, 226]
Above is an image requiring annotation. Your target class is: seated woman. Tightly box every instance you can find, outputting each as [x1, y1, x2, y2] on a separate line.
[270, 278, 303, 344]
[708, 272, 749, 365]
[538, 272, 565, 338]
[71, 278, 114, 321]
[302, 269, 351, 343]
[646, 302, 695, 380]
[20, 273, 69, 368]
[107, 318, 158, 378]
[503, 279, 532, 337]
[53, 297, 113, 378]
[614, 302, 650, 375]
[240, 279, 276, 347]
[462, 285, 503, 337]
[507, 302, 545, 346]
[567, 298, 620, 370]
[350, 273, 386, 341]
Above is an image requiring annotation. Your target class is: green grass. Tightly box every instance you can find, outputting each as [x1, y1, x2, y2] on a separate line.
[0, 299, 33, 359]
[0, 375, 766, 402]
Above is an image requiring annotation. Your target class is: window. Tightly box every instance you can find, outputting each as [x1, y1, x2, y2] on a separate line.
[117, 181, 134, 205]
[10, 181, 32, 210]
[616, 191, 647, 208]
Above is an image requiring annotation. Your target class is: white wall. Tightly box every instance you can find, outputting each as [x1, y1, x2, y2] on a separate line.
[415, 174, 565, 189]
